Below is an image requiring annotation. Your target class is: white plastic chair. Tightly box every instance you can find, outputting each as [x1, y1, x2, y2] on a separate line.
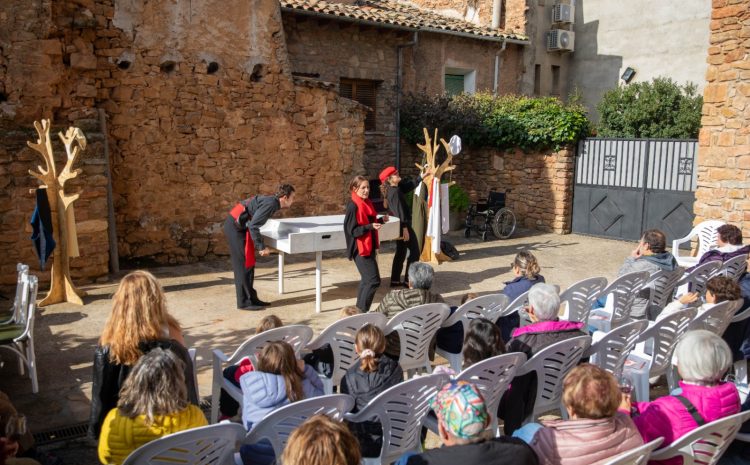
[515, 335, 591, 423]
[210, 325, 314, 423]
[305, 313, 388, 394]
[435, 294, 508, 372]
[344, 373, 449, 465]
[122, 422, 246, 465]
[646, 267, 685, 319]
[730, 303, 750, 396]
[623, 308, 697, 402]
[601, 438, 664, 465]
[505, 290, 532, 327]
[716, 255, 748, 282]
[589, 271, 651, 332]
[1, 264, 30, 325]
[688, 299, 743, 336]
[560, 277, 607, 323]
[384, 303, 449, 376]
[423, 352, 527, 436]
[586, 319, 649, 377]
[480, 294, 513, 324]
[242, 394, 354, 458]
[187, 348, 200, 400]
[676, 261, 722, 297]
[0, 275, 39, 393]
[649, 411, 750, 465]
[672, 220, 726, 268]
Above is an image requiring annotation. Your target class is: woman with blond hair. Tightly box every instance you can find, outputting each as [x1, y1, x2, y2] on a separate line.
[239, 341, 324, 465]
[98, 348, 207, 465]
[341, 324, 403, 457]
[282, 414, 361, 465]
[88, 270, 197, 439]
[497, 251, 545, 342]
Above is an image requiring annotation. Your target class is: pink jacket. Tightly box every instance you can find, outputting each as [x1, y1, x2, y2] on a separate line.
[633, 381, 740, 465]
[529, 413, 644, 465]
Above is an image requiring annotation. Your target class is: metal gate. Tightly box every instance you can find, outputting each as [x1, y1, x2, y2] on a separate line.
[572, 138, 698, 242]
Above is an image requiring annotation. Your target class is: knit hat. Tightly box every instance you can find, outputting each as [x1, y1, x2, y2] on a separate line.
[379, 166, 398, 183]
[431, 380, 490, 439]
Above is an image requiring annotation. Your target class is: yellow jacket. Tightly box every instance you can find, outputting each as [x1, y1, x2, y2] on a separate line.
[98, 404, 207, 465]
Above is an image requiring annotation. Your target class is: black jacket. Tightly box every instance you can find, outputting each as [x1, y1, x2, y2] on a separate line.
[344, 200, 382, 260]
[87, 339, 198, 438]
[341, 356, 403, 457]
[384, 177, 420, 225]
[404, 437, 539, 465]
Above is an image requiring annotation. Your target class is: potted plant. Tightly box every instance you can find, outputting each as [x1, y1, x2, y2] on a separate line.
[448, 184, 470, 231]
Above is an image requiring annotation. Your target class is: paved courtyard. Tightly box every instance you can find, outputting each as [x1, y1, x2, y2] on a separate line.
[0, 229, 636, 463]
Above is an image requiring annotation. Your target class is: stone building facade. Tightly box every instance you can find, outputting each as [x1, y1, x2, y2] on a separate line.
[693, 0, 750, 236]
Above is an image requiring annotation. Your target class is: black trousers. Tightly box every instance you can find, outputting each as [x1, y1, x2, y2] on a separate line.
[223, 217, 258, 308]
[354, 250, 381, 311]
[390, 224, 420, 283]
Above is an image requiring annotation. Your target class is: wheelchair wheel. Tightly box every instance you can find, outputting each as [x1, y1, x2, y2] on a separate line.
[491, 208, 516, 239]
[464, 228, 471, 238]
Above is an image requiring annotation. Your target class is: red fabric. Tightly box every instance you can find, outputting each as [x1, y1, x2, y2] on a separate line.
[351, 192, 379, 257]
[234, 357, 255, 383]
[244, 231, 255, 269]
[379, 166, 397, 183]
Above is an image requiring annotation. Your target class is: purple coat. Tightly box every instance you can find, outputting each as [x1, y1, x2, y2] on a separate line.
[632, 381, 740, 465]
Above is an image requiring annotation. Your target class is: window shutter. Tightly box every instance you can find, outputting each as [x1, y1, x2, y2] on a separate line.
[340, 79, 377, 131]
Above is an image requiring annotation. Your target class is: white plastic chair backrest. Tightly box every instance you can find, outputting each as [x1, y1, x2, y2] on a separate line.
[386, 303, 449, 372]
[588, 320, 649, 376]
[457, 352, 527, 422]
[243, 394, 354, 456]
[346, 374, 449, 464]
[227, 325, 314, 364]
[674, 221, 725, 260]
[506, 290, 531, 326]
[688, 300, 743, 336]
[560, 277, 607, 323]
[9, 264, 30, 324]
[647, 268, 685, 311]
[640, 308, 697, 376]
[518, 335, 591, 419]
[679, 261, 722, 296]
[717, 255, 748, 281]
[731, 302, 750, 324]
[444, 294, 509, 336]
[122, 422, 247, 465]
[599, 271, 651, 326]
[306, 313, 388, 388]
[648, 410, 750, 465]
[601, 438, 664, 465]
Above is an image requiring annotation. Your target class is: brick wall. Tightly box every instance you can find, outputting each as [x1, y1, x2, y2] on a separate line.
[400, 141, 575, 233]
[693, 1, 750, 235]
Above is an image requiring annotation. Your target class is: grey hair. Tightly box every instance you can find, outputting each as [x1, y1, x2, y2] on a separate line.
[673, 330, 732, 384]
[528, 283, 560, 321]
[117, 347, 189, 425]
[408, 262, 434, 290]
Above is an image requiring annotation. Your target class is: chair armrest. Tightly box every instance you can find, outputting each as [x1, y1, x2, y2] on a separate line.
[672, 237, 691, 258]
[306, 334, 328, 351]
[344, 408, 379, 423]
[212, 348, 229, 364]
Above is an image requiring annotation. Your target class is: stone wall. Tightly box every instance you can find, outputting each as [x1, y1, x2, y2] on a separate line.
[400, 141, 575, 233]
[693, 0, 750, 235]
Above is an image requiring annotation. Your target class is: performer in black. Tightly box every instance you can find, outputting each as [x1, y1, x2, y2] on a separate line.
[379, 165, 427, 287]
[223, 184, 295, 310]
[344, 175, 388, 311]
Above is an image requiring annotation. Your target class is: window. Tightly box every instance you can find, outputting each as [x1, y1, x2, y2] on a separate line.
[444, 68, 476, 96]
[340, 78, 377, 131]
[551, 65, 561, 96]
[534, 64, 541, 95]
[445, 74, 465, 96]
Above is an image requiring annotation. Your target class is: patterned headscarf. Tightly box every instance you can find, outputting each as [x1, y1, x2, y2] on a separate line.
[431, 380, 490, 439]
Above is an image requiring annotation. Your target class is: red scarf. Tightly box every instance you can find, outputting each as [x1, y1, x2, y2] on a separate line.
[351, 192, 379, 257]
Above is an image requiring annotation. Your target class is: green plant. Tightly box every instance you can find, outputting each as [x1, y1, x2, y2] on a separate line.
[596, 77, 702, 139]
[448, 184, 471, 212]
[400, 92, 590, 151]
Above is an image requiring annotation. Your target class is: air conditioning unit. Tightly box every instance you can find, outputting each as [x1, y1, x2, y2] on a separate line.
[552, 3, 575, 24]
[547, 29, 575, 52]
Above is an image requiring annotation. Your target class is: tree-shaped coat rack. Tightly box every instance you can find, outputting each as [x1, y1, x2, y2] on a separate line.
[27, 119, 87, 306]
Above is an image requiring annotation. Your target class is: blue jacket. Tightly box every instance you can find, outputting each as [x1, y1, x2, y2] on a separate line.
[502, 275, 546, 302]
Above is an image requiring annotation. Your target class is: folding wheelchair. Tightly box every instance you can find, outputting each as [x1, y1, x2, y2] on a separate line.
[464, 191, 516, 240]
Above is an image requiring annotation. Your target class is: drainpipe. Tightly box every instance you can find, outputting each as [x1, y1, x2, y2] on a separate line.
[492, 0, 502, 29]
[395, 31, 419, 171]
[493, 39, 507, 95]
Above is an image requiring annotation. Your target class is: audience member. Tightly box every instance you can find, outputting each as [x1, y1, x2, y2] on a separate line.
[88, 270, 197, 439]
[462, 317, 506, 368]
[624, 330, 740, 465]
[0, 392, 42, 465]
[341, 324, 403, 457]
[690, 224, 750, 270]
[498, 251, 545, 342]
[499, 283, 587, 435]
[658, 276, 741, 321]
[219, 315, 285, 420]
[97, 348, 207, 465]
[304, 306, 361, 378]
[281, 414, 361, 465]
[239, 341, 324, 465]
[396, 381, 538, 465]
[372, 262, 444, 357]
[435, 293, 478, 358]
[514, 364, 643, 465]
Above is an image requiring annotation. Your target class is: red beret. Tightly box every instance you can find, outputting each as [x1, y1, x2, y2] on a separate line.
[379, 166, 398, 183]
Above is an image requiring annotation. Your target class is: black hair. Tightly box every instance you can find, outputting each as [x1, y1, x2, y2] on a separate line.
[461, 318, 506, 368]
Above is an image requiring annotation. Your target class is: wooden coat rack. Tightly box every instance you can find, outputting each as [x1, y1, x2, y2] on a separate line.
[27, 119, 87, 306]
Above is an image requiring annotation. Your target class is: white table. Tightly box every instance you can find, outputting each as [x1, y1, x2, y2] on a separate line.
[260, 214, 400, 312]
